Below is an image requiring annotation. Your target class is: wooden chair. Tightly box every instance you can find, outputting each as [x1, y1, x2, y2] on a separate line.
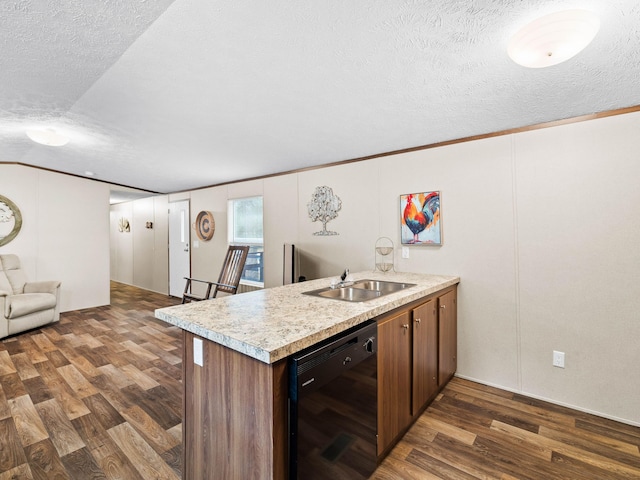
[182, 245, 250, 303]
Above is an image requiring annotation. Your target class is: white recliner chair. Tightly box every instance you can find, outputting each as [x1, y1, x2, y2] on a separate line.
[0, 254, 61, 340]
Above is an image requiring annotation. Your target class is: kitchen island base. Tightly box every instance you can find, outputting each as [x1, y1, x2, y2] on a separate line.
[156, 272, 460, 479]
[183, 332, 288, 480]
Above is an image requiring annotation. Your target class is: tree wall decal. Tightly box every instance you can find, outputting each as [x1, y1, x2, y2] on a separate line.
[307, 186, 342, 236]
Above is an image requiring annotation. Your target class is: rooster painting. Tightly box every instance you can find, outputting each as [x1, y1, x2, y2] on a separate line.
[401, 191, 441, 244]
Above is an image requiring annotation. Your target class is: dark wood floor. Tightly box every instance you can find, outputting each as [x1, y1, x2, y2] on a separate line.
[373, 379, 640, 479]
[0, 282, 183, 479]
[1, 282, 639, 479]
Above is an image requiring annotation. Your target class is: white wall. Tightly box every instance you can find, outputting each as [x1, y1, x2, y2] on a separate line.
[131, 195, 169, 293]
[189, 186, 227, 298]
[110, 201, 133, 285]
[296, 161, 380, 280]
[379, 135, 520, 392]
[513, 115, 640, 424]
[264, 174, 299, 286]
[377, 113, 640, 425]
[110, 195, 169, 294]
[111, 110, 640, 426]
[0, 164, 110, 311]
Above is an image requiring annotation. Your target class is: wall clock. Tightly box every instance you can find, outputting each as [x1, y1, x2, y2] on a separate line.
[195, 210, 215, 241]
[0, 194, 22, 247]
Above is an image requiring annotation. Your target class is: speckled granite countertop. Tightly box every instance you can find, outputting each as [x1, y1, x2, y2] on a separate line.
[154, 271, 459, 364]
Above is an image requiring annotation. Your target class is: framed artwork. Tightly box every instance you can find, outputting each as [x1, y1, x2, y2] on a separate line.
[118, 217, 130, 232]
[400, 191, 442, 245]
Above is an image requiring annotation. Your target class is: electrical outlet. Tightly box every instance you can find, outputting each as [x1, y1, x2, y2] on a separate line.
[402, 247, 409, 259]
[553, 350, 565, 368]
[194, 338, 203, 366]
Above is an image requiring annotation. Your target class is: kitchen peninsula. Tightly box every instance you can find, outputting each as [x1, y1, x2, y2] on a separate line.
[155, 271, 459, 480]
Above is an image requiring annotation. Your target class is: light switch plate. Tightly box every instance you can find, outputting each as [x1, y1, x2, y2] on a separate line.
[194, 337, 203, 366]
[402, 247, 409, 259]
[553, 350, 565, 368]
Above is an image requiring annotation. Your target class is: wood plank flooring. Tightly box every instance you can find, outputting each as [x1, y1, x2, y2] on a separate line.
[1, 281, 639, 479]
[373, 377, 640, 479]
[0, 282, 183, 480]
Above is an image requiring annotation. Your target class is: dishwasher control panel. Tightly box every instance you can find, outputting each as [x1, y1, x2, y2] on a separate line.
[290, 321, 377, 398]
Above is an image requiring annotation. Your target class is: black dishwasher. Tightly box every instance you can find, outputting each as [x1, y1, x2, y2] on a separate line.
[289, 320, 377, 480]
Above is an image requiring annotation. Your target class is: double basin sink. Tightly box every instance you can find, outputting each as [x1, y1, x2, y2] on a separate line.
[303, 279, 416, 302]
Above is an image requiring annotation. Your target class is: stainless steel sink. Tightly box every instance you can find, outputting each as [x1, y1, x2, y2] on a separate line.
[303, 279, 415, 302]
[303, 287, 381, 302]
[351, 279, 416, 294]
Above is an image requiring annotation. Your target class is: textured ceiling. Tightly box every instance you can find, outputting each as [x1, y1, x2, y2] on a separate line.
[1, 0, 639, 195]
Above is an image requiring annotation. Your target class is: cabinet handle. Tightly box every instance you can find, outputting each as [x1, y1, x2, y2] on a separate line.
[402, 324, 409, 330]
[415, 318, 421, 324]
[440, 305, 446, 309]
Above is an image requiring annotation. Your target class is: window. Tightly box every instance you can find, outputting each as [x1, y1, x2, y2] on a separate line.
[228, 196, 264, 285]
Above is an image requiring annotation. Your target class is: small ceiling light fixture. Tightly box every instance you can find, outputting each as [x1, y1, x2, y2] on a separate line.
[26, 128, 70, 147]
[508, 9, 600, 68]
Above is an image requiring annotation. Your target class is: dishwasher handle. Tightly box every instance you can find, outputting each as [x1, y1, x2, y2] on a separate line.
[364, 337, 375, 353]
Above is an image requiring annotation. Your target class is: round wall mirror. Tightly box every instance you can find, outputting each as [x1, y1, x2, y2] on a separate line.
[0, 195, 22, 247]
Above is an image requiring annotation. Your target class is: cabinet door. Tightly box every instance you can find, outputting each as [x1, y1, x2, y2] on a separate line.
[377, 310, 412, 456]
[438, 289, 457, 386]
[412, 299, 438, 415]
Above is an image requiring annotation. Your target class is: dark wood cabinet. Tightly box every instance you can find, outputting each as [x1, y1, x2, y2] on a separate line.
[438, 289, 457, 386]
[377, 286, 457, 457]
[377, 309, 412, 456]
[412, 298, 438, 415]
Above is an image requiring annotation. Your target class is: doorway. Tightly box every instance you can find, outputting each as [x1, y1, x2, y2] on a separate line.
[169, 200, 190, 297]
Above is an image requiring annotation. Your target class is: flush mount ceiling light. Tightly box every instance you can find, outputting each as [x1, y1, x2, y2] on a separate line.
[26, 127, 70, 147]
[508, 9, 600, 68]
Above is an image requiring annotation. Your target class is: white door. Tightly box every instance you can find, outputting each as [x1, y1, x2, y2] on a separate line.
[169, 200, 190, 297]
